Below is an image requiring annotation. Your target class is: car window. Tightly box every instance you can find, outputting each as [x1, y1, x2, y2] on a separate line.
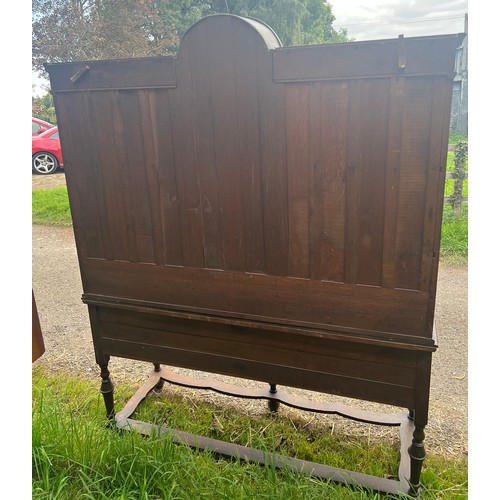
[33, 122, 45, 134]
[32, 118, 54, 134]
[49, 131, 60, 139]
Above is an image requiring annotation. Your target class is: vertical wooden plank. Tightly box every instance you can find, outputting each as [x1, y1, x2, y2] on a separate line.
[356, 78, 390, 286]
[259, 51, 289, 276]
[139, 90, 165, 266]
[344, 79, 362, 284]
[286, 84, 310, 278]
[108, 90, 139, 263]
[89, 91, 130, 262]
[382, 77, 406, 288]
[148, 90, 184, 266]
[232, 21, 266, 273]
[56, 92, 108, 260]
[423, 79, 454, 336]
[307, 82, 323, 280]
[117, 90, 155, 264]
[186, 20, 224, 270]
[320, 82, 348, 282]
[52, 92, 90, 263]
[206, 16, 246, 271]
[393, 77, 432, 289]
[169, 45, 205, 268]
[420, 77, 451, 293]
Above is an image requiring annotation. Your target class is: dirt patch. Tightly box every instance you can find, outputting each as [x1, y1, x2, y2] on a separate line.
[32, 171, 67, 190]
[32, 172, 467, 459]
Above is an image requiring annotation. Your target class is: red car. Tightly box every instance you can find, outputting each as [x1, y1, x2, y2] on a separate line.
[32, 127, 64, 175]
[32, 116, 54, 136]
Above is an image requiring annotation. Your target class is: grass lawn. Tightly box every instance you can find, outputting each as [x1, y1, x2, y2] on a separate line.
[32, 367, 468, 499]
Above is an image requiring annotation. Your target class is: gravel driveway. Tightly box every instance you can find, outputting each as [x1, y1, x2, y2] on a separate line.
[32, 173, 468, 459]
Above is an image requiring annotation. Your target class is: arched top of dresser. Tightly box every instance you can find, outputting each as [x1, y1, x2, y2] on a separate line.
[178, 14, 282, 57]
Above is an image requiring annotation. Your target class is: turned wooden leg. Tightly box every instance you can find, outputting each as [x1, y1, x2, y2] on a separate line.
[153, 363, 165, 391]
[408, 424, 426, 497]
[267, 383, 280, 412]
[99, 359, 115, 421]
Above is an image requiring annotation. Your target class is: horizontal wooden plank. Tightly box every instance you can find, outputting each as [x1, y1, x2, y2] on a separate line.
[46, 57, 176, 92]
[81, 258, 433, 340]
[99, 337, 417, 408]
[273, 34, 463, 82]
[97, 307, 421, 365]
[98, 318, 418, 387]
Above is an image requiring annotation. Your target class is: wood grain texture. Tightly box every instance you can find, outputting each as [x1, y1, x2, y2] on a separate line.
[47, 18, 461, 493]
[47, 15, 459, 442]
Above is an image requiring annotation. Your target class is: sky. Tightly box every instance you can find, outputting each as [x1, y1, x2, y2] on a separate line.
[329, 0, 467, 40]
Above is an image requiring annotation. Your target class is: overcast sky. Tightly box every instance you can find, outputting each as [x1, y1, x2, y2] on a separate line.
[329, 0, 467, 40]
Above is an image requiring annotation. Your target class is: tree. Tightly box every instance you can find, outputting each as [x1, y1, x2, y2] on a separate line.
[206, 0, 350, 46]
[32, 0, 350, 77]
[32, 0, 180, 76]
[32, 92, 57, 125]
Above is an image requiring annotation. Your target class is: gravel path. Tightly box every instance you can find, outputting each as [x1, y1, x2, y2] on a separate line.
[32, 174, 467, 459]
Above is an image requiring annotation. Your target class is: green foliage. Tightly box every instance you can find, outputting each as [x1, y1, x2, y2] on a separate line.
[32, 0, 180, 75]
[448, 139, 468, 212]
[32, 93, 57, 125]
[159, 0, 212, 44]
[448, 133, 467, 145]
[444, 150, 468, 199]
[207, 0, 351, 46]
[32, 186, 72, 226]
[32, 0, 351, 75]
[32, 367, 468, 499]
[453, 140, 468, 173]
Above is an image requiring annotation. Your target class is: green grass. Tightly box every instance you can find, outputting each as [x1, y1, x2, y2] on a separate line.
[32, 186, 72, 226]
[448, 133, 467, 145]
[439, 204, 468, 264]
[32, 367, 468, 499]
[444, 150, 468, 200]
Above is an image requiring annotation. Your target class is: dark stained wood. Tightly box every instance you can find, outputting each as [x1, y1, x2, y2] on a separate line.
[46, 57, 176, 92]
[344, 79, 362, 284]
[81, 259, 432, 339]
[183, 20, 224, 270]
[355, 78, 390, 286]
[205, 18, 247, 271]
[319, 82, 348, 281]
[273, 34, 463, 82]
[88, 91, 132, 262]
[46, 14, 461, 496]
[231, 23, 266, 273]
[148, 90, 184, 266]
[286, 84, 310, 278]
[394, 77, 435, 289]
[258, 50, 289, 276]
[382, 77, 406, 288]
[168, 42, 206, 268]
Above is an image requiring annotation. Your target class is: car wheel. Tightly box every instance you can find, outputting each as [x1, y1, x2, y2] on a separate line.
[32, 152, 59, 175]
